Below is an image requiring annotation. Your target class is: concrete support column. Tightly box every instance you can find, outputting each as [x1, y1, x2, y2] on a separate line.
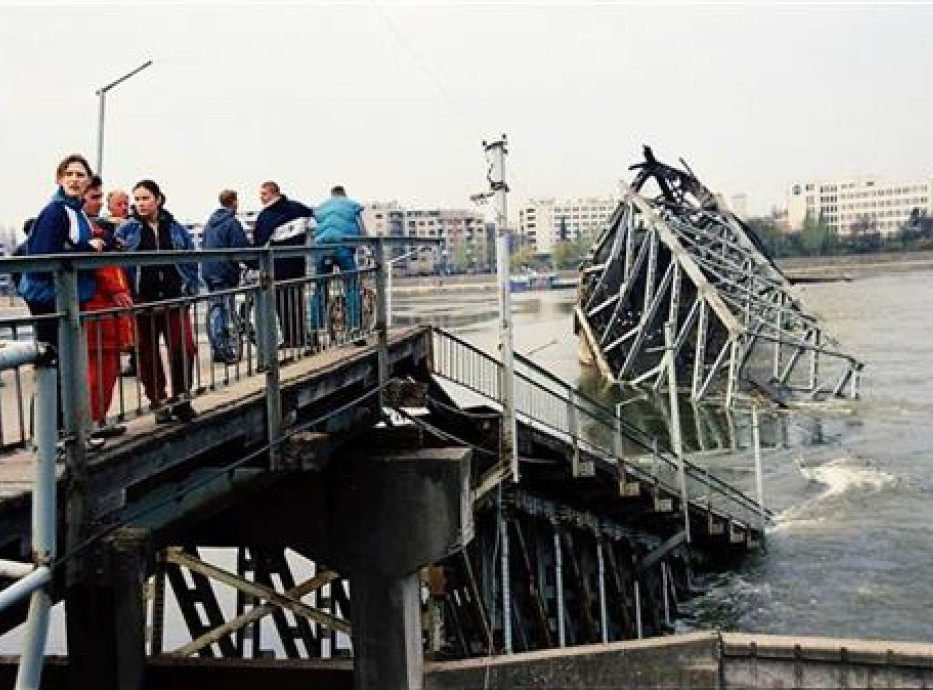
[331, 446, 473, 690]
[350, 568, 422, 690]
[65, 527, 148, 690]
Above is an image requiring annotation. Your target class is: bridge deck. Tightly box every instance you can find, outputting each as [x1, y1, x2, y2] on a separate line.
[0, 326, 432, 555]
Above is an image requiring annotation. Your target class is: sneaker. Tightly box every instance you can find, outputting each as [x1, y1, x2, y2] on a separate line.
[154, 408, 173, 424]
[91, 424, 127, 439]
[172, 402, 198, 423]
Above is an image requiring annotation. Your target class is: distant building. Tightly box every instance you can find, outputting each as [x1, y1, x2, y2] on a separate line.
[787, 177, 933, 235]
[518, 195, 619, 254]
[729, 194, 748, 221]
[363, 202, 491, 275]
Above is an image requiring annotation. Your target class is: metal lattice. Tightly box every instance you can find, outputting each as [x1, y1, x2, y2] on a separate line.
[576, 147, 863, 406]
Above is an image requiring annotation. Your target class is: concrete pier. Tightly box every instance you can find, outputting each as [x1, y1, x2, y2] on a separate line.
[330, 446, 473, 690]
[64, 528, 149, 690]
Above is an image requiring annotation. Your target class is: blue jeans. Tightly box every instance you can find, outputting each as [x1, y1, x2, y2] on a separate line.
[207, 282, 238, 359]
[310, 249, 360, 332]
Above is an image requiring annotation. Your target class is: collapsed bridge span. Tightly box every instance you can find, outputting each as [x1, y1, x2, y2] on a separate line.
[575, 147, 863, 406]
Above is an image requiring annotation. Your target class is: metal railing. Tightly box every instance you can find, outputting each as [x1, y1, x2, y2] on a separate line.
[431, 327, 770, 529]
[0, 240, 410, 454]
[0, 341, 57, 689]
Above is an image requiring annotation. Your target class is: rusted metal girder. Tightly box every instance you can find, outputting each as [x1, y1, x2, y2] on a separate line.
[576, 146, 863, 406]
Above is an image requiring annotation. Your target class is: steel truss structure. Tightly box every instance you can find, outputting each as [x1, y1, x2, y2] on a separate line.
[575, 147, 863, 406]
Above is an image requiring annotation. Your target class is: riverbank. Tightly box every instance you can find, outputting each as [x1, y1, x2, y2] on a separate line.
[776, 249, 933, 279]
[391, 250, 933, 295]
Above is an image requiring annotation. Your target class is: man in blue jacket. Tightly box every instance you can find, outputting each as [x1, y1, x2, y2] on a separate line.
[253, 181, 315, 348]
[312, 185, 365, 333]
[202, 189, 249, 362]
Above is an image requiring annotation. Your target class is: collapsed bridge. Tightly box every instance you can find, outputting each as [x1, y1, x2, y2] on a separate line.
[575, 147, 863, 406]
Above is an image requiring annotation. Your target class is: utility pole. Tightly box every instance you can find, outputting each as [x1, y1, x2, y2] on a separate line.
[95, 60, 153, 176]
[482, 135, 518, 482]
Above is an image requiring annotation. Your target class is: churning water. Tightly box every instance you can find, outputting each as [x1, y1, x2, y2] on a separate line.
[441, 268, 933, 643]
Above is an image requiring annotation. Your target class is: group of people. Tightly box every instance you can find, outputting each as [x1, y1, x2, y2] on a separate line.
[17, 153, 366, 440]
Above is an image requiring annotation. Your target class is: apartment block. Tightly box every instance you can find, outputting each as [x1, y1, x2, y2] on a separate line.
[787, 177, 933, 235]
[364, 201, 492, 275]
[518, 195, 619, 254]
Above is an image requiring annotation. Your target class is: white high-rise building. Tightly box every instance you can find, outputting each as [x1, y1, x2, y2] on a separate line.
[518, 195, 619, 254]
[787, 176, 933, 235]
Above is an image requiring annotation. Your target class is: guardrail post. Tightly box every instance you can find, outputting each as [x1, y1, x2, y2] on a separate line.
[612, 402, 621, 456]
[552, 524, 566, 648]
[752, 405, 766, 546]
[567, 386, 580, 476]
[376, 239, 389, 409]
[661, 561, 671, 626]
[56, 263, 91, 579]
[499, 512, 512, 654]
[597, 538, 608, 643]
[15, 347, 57, 690]
[634, 579, 643, 639]
[664, 322, 691, 545]
[385, 242, 394, 331]
[257, 250, 282, 469]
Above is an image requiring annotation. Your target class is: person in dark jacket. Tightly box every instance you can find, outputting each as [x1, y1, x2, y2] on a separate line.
[20, 154, 105, 351]
[312, 185, 366, 333]
[203, 189, 248, 363]
[253, 181, 315, 348]
[10, 218, 34, 295]
[115, 179, 201, 424]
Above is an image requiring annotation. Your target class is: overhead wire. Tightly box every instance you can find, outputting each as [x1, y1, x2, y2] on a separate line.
[366, 0, 531, 222]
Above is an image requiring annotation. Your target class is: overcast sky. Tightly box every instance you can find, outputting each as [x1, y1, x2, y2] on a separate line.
[1, 1, 931, 231]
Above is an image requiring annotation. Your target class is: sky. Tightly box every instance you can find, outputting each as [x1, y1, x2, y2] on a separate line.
[1, 1, 932, 233]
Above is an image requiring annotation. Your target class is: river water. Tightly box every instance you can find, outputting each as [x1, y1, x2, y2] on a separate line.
[408, 268, 933, 643]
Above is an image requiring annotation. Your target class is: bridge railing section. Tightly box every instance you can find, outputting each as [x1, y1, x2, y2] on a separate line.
[431, 327, 767, 529]
[0, 341, 58, 688]
[0, 239, 412, 455]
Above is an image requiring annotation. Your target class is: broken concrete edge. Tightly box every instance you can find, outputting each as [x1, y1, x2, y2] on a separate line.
[425, 631, 718, 677]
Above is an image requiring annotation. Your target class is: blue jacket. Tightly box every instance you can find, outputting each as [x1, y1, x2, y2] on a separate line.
[201, 207, 248, 288]
[253, 195, 314, 278]
[314, 196, 363, 245]
[19, 188, 97, 305]
[115, 211, 203, 296]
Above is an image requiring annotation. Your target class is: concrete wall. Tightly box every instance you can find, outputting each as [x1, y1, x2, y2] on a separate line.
[426, 631, 933, 689]
[721, 633, 933, 689]
[425, 632, 721, 689]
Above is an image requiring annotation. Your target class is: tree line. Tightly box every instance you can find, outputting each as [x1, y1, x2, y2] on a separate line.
[747, 210, 933, 258]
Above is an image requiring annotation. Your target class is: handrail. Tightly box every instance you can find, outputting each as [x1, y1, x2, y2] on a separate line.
[431, 326, 770, 526]
[486, 329, 766, 514]
[0, 239, 431, 453]
[0, 238, 442, 273]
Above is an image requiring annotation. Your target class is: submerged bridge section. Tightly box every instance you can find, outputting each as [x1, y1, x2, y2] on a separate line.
[576, 147, 863, 406]
[0, 245, 767, 689]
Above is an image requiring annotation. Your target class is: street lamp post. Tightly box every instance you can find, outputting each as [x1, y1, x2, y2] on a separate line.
[95, 59, 153, 176]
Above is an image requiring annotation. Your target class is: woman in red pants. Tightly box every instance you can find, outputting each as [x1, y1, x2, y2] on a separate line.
[114, 180, 201, 423]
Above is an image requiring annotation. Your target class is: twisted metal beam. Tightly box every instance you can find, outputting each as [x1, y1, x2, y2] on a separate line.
[576, 147, 863, 406]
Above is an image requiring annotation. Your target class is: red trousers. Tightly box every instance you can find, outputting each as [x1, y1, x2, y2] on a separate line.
[136, 307, 196, 406]
[86, 346, 121, 424]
